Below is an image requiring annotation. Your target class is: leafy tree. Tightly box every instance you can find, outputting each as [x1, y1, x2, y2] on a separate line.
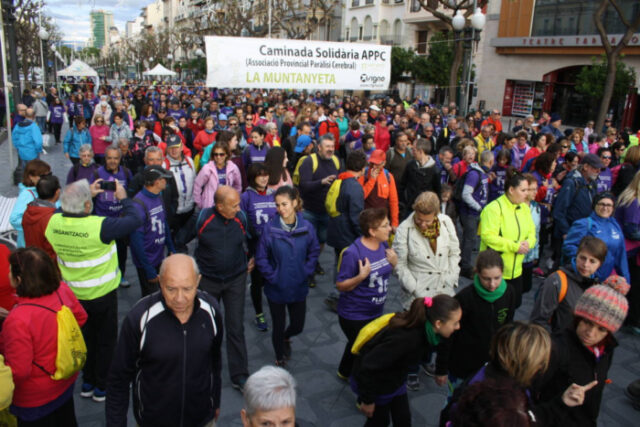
[576, 55, 636, 103]
[390, 47, 417, 85]
[415, 31, 454, 87]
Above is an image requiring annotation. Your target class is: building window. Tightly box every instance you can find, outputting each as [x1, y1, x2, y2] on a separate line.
[416, 30, 428, 54]
[410, 0, 421, 12]
[531, 0, 637, 37]
[352, 0, 360, 6]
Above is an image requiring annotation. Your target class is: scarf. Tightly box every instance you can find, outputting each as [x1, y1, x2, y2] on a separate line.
[473, 275, 507, 303]
[425, 321, 440, 347]
[205, 128, 215, 134]
[417, 216, 440, 253]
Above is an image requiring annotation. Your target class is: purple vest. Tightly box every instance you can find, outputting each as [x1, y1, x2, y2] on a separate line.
[94, 166, 131, 217]
[131, 190, 167, 268]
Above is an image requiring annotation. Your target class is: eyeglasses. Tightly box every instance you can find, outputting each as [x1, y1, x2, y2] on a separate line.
[96, 120, 104, 123]
[213, 153, 226, 157]
[229, 122, 238, 126]
[561, 145, 570, 149]
[596, 202, 614, 208]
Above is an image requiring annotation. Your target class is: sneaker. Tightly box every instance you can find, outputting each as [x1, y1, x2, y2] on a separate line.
[283, 339, 292, 360]
[92, 388, 106, 402]
[407, 373, 420, 391]
[255, 313, 268, 332]
[324, 296, 338, 313]
[532, 267, 546, 278]
[232, 376, 248, 392]
[80, 383, 94, 398]
[315, 264, 325, 275]
[120, 279, 130, 288]
[421, 363, 436, 377]
[337, 371, 349, 382]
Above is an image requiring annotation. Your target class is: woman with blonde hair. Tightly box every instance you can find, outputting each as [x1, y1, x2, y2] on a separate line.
[442, 322, 598, 426]
[394, 191, 460, 308]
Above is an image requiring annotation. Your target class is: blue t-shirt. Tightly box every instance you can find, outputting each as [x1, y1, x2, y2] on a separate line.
[336, 238, 393, 320]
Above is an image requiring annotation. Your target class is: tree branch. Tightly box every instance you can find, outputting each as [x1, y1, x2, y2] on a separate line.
[593, 0, 612, 55]
[608, 0, 631, 29]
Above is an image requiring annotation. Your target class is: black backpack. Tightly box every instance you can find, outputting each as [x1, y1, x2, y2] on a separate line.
[453, 168, 480, 207]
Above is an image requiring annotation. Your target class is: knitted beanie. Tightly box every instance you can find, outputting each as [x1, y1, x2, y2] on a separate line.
[574, 284, 628, 332]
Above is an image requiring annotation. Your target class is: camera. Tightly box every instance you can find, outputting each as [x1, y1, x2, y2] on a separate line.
[99, 181, 117, 191]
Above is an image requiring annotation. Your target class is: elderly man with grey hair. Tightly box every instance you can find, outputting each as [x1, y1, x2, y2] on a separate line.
[241, 366, 297, 427]
[66, 143, 98, 184]
[45, 178, 141, 402]
[107, 254, 223, 427]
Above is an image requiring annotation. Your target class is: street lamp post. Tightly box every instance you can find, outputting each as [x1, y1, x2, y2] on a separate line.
[167, 53, 173, 82]
[38, 27, 49, 89]
[50, 44, 58, 92]
[451, 6, 485, 116]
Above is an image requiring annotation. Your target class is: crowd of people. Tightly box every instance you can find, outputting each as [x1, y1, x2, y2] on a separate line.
[0, 81, 640, 426]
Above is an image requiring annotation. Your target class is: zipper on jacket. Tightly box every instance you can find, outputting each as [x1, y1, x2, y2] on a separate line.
[136, 370, 144, 421]
[512, 205, 521, 278]
[180, 327, 187, 427]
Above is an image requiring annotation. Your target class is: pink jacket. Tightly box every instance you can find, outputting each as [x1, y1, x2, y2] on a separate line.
[89, 125, 111, 155]
[193, 160, 243, 209]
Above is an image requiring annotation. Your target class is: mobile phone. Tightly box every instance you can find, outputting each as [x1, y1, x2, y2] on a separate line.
[100, 181, 116, 191]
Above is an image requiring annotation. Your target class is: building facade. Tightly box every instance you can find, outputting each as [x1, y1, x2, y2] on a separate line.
[90, 10, 114, 49]
[476, 0, 640, 127]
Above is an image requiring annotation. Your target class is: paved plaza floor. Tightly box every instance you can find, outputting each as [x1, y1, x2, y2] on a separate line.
[0, 130, 638, 426]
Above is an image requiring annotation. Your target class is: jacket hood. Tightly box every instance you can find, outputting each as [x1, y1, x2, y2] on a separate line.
[246, 186, 275, 196]
[469, 162, 485, 174]
[418, 156, 436, 169]
[17, 119, 34, 128]
[22, 202, 56, 227]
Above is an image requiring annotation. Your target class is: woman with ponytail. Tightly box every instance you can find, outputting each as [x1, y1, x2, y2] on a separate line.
[352, 295, 461, 426]
[479, 168, 536, 308]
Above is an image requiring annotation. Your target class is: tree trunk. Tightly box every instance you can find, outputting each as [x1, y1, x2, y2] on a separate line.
[596, 52, 618, 132]
[448, 39, 463, 106]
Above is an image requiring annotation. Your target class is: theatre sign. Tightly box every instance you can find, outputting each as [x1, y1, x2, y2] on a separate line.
[491, 33, 640, 48]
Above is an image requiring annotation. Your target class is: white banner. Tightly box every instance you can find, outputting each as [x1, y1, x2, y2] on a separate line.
[205, 36, 391, 91]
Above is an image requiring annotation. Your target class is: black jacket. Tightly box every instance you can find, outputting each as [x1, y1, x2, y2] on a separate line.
[326, 176, 364, 251]
[353, 324, 433, 404]
[536, 329, 617, 427]
[106, 290, 223, 427]
[195, 207, 249, 281]
[436, 283, 516, 379]
[400, 158, 441, 209]
[128, 170, 179, 221]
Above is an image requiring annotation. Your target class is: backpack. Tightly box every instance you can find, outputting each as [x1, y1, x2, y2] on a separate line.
[324, 178, 344, 218]
[292, 153, 340, 186]
[351, 313, 395, 355]
[20, 291, 87, 380]
[453, 168, 480, 206]
[556, 270, 568, 303]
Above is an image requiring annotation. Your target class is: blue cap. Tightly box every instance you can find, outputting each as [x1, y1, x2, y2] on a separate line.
[218, 113, 228, 121]
[294, 135, 313, 153]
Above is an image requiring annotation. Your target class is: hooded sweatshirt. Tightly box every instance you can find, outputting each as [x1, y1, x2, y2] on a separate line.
[22, 199, 57, 260]
[11, 120, 42, 161]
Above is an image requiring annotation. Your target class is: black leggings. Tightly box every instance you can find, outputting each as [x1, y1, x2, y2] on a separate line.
[338, 316, 372, 377]
[250, 268, 265, 315]
[507, 275, 524, 308]
[52, 122, 62, 143]
[363, 393, 411, 427]
[267, 299, 306, 361]
[17, 395, 77, 427]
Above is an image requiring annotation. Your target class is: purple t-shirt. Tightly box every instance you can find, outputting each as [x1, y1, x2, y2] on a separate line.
[597, 168, 612, 193]
[336, 238, 393, 320]
[131, 190, 167, 268]
[512, 144, 530, 170]
[217, 166, 227, 185]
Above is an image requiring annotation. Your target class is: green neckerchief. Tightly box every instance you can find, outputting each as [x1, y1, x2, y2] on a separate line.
[473, 274, 507, 303]
[425, 320, 440, 346]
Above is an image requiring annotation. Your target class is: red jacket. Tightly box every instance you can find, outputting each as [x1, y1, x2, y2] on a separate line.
[187, 118, 204, 136]
[0, 244, 15, 311]
[193, 129, 217, 154]
[0, 282, 87, 408]
[374, 122, 391, 152]
[22, 200, 57, 261]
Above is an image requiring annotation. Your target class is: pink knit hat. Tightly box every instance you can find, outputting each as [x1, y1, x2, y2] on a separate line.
[574, 283, 629, 333]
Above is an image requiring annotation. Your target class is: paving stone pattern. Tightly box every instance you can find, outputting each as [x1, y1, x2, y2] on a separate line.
[0, 128, 638, 426]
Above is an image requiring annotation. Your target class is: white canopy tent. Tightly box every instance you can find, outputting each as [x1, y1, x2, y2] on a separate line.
[143, 64, 177, 76]
[57, 59, 100, 91]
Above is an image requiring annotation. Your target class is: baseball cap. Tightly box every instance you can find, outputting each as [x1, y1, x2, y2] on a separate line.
[581, 153, 604, 169]
[370, 105, 381, 112]
[369, 149, 386, 165]
[294, 135, 313, 153]
[165, 134, 182, 148]
[550, 113, 562, 123]
[143, 165, 172, 183]
[158, 107, 168, 113]
[219, 113, 228, 121]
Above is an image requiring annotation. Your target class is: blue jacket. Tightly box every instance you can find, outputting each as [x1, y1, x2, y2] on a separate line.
[552, 170, 598, 237]
[562, 212, 630, 282]
[63, 123, 92, 158]
[9, 184, 37, 248]
[11, 120, 42, 161]
[255, 213, 320, 304]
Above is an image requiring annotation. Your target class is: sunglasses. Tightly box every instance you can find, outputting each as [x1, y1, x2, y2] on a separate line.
[213, 153, 226, 157]
[561, 145, 569, 149]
